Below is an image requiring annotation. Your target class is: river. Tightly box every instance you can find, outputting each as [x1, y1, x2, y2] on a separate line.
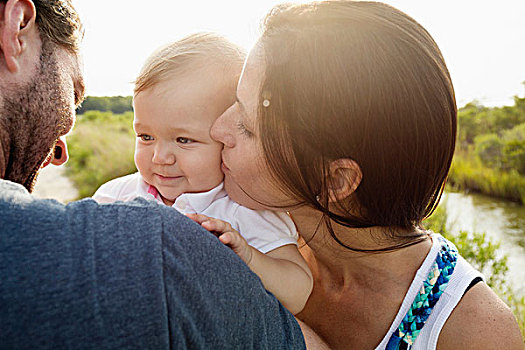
[442, 191, 525, 296]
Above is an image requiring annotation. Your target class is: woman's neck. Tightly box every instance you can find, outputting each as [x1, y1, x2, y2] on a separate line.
[290, 206, 432, 287]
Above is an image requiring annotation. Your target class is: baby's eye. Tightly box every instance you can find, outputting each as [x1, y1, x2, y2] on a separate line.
[138, 134, 154, 142]
[176, 137, 194, 144]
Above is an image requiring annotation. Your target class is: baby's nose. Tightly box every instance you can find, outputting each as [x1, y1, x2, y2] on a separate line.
[152, 145, 175, 164]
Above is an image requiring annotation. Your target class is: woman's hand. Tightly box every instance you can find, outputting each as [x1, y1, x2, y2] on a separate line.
[186, 213, 253, 265]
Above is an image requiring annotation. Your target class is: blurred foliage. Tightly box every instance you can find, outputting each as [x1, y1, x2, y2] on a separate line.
[452, 92, 525, 203]
[66, 110, 136, 198]
[449, 152, 525, 204]
[76, 96, 133, 115]
[424, 204, 524, 338]
[474, 133, 503, 168]
[502, 124, 525, 174]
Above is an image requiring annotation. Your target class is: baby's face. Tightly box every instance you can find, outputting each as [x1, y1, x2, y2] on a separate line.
[133, 72, 232, 205]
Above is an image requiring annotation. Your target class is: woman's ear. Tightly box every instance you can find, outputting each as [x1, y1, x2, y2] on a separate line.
[0, 0, 37, 73]
[327, 158, 362, 202]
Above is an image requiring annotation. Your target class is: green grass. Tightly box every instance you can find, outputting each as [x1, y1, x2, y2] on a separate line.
[448, 153, 525, 204]
[66, 111, 136, 199]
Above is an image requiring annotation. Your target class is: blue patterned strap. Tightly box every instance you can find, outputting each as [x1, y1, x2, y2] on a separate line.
[386, 236, 458, 350]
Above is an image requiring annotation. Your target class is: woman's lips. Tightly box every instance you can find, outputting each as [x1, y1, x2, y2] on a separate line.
[221, 162, 230, 173]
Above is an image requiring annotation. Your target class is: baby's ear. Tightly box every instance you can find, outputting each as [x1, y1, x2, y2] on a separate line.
[0, 0, 37, 73]
[327, 158, 362, 203]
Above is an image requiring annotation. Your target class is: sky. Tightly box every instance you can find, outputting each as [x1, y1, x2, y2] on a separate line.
[73, 0, 525, 108]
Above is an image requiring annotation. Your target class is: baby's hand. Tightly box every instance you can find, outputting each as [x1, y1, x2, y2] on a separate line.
[186, 213, 253, 265]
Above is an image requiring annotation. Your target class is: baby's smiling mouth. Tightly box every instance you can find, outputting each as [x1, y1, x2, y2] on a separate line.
[154, 173, 183, 181]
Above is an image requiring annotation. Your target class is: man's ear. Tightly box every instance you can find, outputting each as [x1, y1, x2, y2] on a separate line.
[0, 0, 37, 73]
[327, 158, 362, 203]
[42, 137, 69, 168]
[50, 137, 68, 166]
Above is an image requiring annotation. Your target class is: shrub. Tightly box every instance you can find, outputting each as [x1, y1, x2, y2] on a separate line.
[474, 133, 503, 168]
[503, 140, 525, 174]
[502, 123, 525, 174]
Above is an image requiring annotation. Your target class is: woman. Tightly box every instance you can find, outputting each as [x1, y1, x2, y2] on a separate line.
[210, 1, 522, 349]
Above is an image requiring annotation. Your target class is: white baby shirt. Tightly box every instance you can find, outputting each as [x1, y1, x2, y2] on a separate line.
[92, 172, 298, 253]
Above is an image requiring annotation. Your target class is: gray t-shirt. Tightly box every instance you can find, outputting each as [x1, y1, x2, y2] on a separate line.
[0, 179, 305, 349]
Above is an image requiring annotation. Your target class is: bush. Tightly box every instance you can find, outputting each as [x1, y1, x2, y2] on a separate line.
[474, 133, 503, 168]
[503, 140, 525, 174]
[66, 112, 136, 198]
[502, 123, 525, 174]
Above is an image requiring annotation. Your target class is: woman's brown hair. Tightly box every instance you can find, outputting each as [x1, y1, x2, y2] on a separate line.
[257, 1, 457, 249]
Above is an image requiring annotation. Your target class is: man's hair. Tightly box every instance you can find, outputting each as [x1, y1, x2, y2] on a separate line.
[33, 0, 82, 52]
[134, 32, 246, 95]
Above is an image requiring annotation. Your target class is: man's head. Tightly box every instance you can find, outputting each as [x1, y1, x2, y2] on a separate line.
[132, 33, 245, 205]
[0, 0, 84, 191]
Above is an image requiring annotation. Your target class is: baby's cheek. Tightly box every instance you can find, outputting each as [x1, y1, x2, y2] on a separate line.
[204, 146, 224, 167]
[134, 149, 153, 179]
[134, 152, 145, 173]
[201, 155, 224, 185]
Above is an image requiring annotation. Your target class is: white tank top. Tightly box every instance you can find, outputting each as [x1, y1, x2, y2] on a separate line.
[375, 233, 484, 350]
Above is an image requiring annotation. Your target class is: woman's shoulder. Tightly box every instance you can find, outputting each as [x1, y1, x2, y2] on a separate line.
[437, 282, 523, 349]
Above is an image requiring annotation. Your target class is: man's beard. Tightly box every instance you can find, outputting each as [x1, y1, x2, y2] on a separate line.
[1, 40, 74, 192]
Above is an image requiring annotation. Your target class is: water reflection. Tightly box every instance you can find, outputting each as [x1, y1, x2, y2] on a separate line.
[442, 191, 525, 295]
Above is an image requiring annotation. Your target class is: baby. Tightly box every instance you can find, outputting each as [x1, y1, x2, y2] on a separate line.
[93, 33, 313, 314]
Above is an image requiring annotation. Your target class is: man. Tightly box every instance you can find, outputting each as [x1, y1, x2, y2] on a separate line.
[0, 1, 311, 348]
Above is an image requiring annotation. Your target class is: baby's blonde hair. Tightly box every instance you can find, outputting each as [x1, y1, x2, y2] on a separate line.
[134, 32, 246, 95]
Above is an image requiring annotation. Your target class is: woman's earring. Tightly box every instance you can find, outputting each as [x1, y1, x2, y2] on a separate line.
[315, 195, 321, 202]
[262, 90, 271, 108]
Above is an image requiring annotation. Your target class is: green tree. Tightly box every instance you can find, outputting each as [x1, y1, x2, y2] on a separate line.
[457, 102, 485, 146]
[76, 96, 133, 114]
[486, 107, 524, 134]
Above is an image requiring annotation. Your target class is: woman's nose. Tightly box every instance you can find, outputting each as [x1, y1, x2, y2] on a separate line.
[211, 105, 235, 148]
[152, 143, 175, 165]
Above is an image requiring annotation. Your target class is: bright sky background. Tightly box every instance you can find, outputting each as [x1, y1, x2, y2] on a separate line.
[74, 0, 525, 107]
